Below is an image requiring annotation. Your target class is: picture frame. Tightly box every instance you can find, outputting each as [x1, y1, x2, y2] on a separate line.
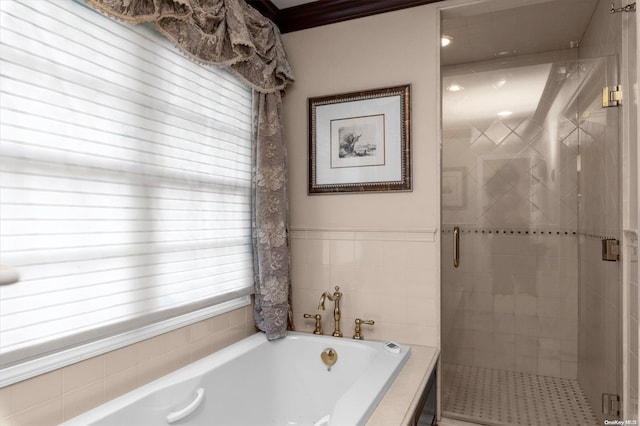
[308, 84, 411, 194]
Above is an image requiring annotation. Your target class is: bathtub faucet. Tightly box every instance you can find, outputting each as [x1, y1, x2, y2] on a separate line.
[318, 286, 343, 337]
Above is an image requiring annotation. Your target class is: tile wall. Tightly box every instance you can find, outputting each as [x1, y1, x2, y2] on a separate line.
[0, 305, 255, 425]
[290, 229, 440, 347]
[441, 50, 585, 379]
[442, 231, 578, 378]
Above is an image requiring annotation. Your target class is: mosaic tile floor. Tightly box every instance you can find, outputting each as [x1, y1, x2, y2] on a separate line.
[442, 364, 599, 426]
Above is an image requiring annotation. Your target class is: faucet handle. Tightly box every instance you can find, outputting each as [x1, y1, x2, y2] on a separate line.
[303, 313, 323, 335]
[353, 318, 375, 340]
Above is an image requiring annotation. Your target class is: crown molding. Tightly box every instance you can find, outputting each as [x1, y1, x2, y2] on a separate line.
[248, 0, 441, 33]
[248, 0, 281, 26]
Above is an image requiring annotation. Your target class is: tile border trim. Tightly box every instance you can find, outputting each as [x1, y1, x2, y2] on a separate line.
[290, 227, 438, 242]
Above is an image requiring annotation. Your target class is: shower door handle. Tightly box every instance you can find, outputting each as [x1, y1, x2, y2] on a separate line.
[453, 226, 460, 268]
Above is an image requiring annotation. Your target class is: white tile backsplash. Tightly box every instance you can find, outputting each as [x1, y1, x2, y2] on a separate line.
[291, 228, 440, 347]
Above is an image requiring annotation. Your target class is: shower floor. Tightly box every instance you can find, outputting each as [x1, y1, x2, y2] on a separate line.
[442, 364, 599, 426]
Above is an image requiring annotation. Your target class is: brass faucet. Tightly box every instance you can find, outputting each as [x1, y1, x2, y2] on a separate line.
[353, 318, 375, 340]
[318, 286, 343, 337]
[303, 313, 323, 335]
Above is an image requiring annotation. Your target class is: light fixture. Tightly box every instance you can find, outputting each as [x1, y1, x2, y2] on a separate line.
[497, 110, 512, 118]
[447, 83, 463, 92]
[494, 79, 507, 89]
[441, 35, 453, 47]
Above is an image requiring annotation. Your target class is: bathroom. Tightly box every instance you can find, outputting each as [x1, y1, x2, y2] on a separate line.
[0, 0, 637, 424]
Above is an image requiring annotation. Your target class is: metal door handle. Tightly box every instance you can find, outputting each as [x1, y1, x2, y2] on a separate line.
[453, 226, 460, 268]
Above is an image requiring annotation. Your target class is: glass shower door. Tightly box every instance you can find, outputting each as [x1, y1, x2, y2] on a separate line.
[440, 55, 621, 425]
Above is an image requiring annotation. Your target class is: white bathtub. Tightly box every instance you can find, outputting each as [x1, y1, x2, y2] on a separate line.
[63, 331, 412, 426]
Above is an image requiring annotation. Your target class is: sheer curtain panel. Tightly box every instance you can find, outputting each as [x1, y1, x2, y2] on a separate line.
[0, 0, 254, 384]
[83, 0, 295, 341]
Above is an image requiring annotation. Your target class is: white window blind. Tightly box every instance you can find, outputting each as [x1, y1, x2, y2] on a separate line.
[0, 0, 254, 380]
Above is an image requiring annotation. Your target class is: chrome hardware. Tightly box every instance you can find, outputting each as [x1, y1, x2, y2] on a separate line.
[602, 85, 622, 107]
[602, 238, 621, 261]
[303, 313, 323, 335]
[610, 2, 636, 13]
[321, 348, 337, 371]
[453, 226, 460, 268]
[318, 286, 343, 337]
[353, 318, 375, 340]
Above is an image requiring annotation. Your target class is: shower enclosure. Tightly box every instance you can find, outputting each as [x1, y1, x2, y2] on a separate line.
[439, 14, 623, 423]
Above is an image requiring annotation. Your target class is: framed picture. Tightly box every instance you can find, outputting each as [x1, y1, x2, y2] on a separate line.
[308, 84, 411, 194]
[442, 167, 466, 209]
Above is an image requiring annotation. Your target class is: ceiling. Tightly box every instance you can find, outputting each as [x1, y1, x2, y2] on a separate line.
[252, 0, 598, 66]
[440, 0, 598, 66]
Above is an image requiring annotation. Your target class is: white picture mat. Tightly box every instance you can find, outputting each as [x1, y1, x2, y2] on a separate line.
[315, 95, 402, 185]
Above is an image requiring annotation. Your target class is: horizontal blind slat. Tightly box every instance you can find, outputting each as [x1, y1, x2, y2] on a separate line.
[3, 263, 253, 317]
[2, 245, 252, 298]
[1, 4, 251, 112]
[0, 0, 255, 367]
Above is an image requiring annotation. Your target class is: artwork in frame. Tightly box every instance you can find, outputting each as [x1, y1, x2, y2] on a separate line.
[308, 84, 411, 194]
[442, 167, 466, 209]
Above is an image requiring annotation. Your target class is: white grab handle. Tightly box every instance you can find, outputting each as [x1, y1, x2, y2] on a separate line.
[166, 387, 205, 424]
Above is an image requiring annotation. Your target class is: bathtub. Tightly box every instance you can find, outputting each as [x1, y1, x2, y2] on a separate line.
[63, 331, 412, 426]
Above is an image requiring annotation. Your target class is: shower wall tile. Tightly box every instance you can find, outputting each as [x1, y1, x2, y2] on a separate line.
[441, 233, 578, 378]
[440, 49, 593, 380]
[0, 305, 255, 425]
[443, 51, 582, 231]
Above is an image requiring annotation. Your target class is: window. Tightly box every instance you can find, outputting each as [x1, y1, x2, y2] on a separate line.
[0, 0, 253, 385]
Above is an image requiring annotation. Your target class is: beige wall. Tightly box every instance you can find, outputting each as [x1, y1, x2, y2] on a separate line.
[0, 305, 255, 425]
[282, 5, 441, 347]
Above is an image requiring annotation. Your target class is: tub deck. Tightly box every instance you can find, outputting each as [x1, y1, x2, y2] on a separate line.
[367, 344, 440, 425]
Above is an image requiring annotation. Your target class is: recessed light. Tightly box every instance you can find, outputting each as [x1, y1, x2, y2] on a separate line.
[494, 49, 516, 57]
[494, 79, 507, 89]
[441, 35, 453, 47]
[447, 83, 463, 92]
[497, 110, 512, 117]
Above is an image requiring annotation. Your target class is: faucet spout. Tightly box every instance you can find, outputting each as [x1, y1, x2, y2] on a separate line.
[318, 286, 343, 337]
[318, 292, 328, 311]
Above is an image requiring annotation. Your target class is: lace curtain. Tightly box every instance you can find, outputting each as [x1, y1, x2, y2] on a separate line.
[85, 0, 294, 339]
